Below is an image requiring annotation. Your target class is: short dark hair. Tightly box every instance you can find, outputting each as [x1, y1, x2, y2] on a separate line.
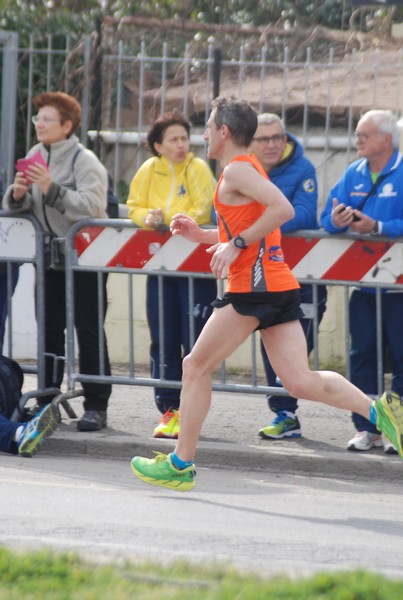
[33, 92, 81, 136]
[147, 111, 191, 156]
[211, 96, 257, 146]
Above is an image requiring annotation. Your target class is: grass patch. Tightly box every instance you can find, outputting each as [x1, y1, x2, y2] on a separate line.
[1, 548, 403, 599]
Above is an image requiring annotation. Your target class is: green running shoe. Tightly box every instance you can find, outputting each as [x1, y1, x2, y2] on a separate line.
[18, 403, 60, 457]
[374, 392, 403, 458]
[131, 452, 196, 491]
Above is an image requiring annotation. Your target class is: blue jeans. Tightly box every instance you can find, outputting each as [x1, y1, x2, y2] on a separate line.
[350, 290, 403, 433]
[147, 274, 216, 414]
[0, 264, 19, 354]
[261, 284, 327, 414]
[0, 414, 19, 455]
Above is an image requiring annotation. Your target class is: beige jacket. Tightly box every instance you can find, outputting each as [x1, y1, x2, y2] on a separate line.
[3, 135, 108, 239]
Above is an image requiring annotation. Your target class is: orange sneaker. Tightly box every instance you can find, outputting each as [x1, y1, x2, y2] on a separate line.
[153, 408, 180, 439]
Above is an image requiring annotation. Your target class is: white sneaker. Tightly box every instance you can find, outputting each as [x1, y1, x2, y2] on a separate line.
[383, 435, 398, 455]
[347, 431, 383, 451]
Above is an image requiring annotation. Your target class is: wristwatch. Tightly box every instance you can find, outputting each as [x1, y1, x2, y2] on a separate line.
[370, 220, 379, 235]
[233, 235, 248, 249]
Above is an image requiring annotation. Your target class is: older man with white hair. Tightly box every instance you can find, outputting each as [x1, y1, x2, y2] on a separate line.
[321, 109, 403, 455]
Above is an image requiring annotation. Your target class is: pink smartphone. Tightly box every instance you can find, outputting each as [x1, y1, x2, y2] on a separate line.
[16, 150, 48, 182]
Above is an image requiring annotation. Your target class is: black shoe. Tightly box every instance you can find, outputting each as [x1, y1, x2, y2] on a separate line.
[77, 410, 107, 432]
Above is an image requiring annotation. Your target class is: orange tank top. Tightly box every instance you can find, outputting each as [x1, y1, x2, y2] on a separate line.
[214, 154, 299, 293]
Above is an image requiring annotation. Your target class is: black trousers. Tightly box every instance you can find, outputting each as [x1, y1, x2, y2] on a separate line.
[41, 269, 111, 412]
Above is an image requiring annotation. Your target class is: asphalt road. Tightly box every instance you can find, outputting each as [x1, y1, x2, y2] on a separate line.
[1, 455, 403, 579]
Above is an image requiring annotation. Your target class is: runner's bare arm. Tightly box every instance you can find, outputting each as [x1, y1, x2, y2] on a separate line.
[219, 161, 294, 245]
[170, 213, 219, 244]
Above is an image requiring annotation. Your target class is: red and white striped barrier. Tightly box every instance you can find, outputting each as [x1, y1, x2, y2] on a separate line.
[282, 236, 403, 285]
[74, 225, 403, 285]
[74, 227, 212, 272]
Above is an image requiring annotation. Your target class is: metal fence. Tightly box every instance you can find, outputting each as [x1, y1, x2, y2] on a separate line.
[0, 213, 63, 418]
[63, 219, 403, 402]
[2, 31, 403, 195]
[1, 213, 403, 407]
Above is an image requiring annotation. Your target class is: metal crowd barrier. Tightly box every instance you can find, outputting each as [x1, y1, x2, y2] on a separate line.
[2, 214, 403, 408]
[63, 219, 223, 402]
[284, 228, 403, 394]
[0, 212, 62, 418]
[60, 219, 403, 404]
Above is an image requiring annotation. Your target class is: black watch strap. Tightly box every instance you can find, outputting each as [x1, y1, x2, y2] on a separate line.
[233, 235, 248, 249]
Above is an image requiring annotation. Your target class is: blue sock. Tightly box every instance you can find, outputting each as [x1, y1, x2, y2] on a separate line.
[369, 402, 377, 426]
[171, 451, 193, 470]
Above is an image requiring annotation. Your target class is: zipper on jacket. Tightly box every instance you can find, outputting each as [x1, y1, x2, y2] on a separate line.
[165, 161, 176, 213]
[42, 146, 54, 236]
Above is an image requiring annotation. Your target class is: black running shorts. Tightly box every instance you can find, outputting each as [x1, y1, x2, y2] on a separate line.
[212, 289, 304, 331]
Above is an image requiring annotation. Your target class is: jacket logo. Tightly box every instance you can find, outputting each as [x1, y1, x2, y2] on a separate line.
[303, 178, 316, 193]
[354, 184, 364, 190]
[379, 183, 397, 198]
[178, 184, 186, 196]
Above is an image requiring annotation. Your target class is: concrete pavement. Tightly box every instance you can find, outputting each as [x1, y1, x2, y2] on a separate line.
[23, 374, 402, 482]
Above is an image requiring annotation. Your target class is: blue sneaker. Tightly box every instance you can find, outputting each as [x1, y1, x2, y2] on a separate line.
[17, 403, 60, 457]
[259, 411, 301, 439]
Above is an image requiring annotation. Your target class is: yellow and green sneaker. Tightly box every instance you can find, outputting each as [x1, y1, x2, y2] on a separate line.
[374, 392, 403, 458]
[130, 452, 196, 491]
[259, 411, 301, 439]
[153, 408, 180, 439]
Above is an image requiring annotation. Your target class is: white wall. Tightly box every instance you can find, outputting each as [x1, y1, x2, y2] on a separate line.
[5, 263, 37, 357]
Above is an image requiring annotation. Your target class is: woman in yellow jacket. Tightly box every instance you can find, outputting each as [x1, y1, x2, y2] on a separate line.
[127, 112, 217, 439]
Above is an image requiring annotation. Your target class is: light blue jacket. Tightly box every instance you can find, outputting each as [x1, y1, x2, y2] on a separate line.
[321, 149, 403, 238]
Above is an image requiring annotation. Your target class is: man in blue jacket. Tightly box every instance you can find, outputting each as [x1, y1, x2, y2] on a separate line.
[250, 113, 327, 439]
[321, 109, 403, 455]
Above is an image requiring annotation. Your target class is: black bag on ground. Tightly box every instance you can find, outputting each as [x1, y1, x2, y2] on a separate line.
[0, 355, 24, 419]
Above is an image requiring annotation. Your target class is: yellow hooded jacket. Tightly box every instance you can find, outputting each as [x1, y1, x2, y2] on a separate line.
[127, 152, 216, 228]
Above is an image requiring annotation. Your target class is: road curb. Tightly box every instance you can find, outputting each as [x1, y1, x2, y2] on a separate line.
[42, 428, 403, 483]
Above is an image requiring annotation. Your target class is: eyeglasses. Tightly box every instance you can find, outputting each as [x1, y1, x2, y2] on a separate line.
[354, 131, 383, 142]
[31, 115, 60, 125]
[252, 134, 285, 145]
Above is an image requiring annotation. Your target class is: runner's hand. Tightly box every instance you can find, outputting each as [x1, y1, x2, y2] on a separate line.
[207, 241, 240, 279]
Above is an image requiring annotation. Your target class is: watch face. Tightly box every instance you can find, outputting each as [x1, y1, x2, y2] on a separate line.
[234, 235, 247, 249]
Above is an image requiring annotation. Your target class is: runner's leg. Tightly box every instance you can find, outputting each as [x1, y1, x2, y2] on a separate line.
[174, 304, 258, 462]
[262, 320, 372, 418]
